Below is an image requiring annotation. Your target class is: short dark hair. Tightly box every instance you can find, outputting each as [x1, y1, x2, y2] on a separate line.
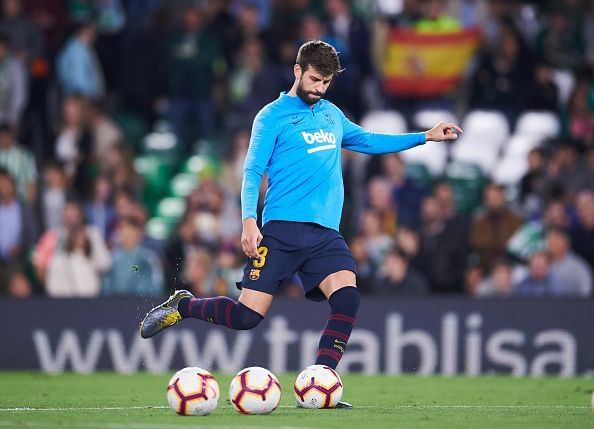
[296, 40, 343, 76]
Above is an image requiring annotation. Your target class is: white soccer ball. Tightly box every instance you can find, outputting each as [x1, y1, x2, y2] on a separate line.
[166, 367, 220, 416]
[294, 365, 343, 409]
[229, 366, 282, 415]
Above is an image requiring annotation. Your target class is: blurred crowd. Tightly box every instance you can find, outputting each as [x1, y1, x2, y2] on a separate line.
[0, 0, 592, 300]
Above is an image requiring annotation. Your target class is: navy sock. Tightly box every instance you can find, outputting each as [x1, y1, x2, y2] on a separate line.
[178, 297, 263, 330]
[315, 286, 360, 369]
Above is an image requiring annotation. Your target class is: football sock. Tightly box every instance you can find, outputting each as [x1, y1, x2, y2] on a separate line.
[315, 286, 360, 369]
[178, 297, 263, 330]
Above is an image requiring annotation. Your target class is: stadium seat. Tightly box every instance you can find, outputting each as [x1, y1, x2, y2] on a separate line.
[141, 120, 181, 163]
[170, 173, 199, 198]
[134, 154, 174, 215]
[399, 140, 448, 176]
[503, 134, 542, 158]
[113, 110, 149, 150]
[552, 69, 576, 107]
[515, 111, 560, 139]
[412, 109, 457, 131]
[444, 161, 487, 213]
[461, 110, 510, 146]
[157, 197, 186, 222]
[360, 110, 407, 134]
[405, 162, 433, 189]
[450, 136, 499, 174]
[492, 155, 529, 185]
[145, 217, 174, 241]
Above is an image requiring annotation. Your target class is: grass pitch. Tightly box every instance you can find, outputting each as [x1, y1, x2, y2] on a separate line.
[0, 372, 592, 429]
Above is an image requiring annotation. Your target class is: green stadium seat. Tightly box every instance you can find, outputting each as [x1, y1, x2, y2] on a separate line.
[113, 111, 149, 150]
[444, 161, 487, 214]
[157, 197, 187, 222]
[145, 217, 174, 241]
[170, 173, 199, 198]
[134, 155, 174, 215]
[406, 162, 433, 189]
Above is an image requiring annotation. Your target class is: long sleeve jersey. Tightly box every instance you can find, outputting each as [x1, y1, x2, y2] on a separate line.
[241, 92, 426, 231]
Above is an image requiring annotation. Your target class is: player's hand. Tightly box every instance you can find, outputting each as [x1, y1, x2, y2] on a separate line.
[425, 122, 463, 142]
[241, 218, 263, 260]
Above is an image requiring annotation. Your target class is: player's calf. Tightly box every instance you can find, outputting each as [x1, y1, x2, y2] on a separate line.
[315, 286, 360, 369]
[179, 296, 263, 330]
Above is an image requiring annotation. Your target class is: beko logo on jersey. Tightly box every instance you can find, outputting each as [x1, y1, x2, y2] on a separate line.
[301, 130, 336, 144]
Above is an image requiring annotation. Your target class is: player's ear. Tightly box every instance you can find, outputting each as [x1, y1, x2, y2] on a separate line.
[294, 64, 302, 80]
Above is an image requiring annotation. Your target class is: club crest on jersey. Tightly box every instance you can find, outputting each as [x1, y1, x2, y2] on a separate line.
[324, 113, 335, 125]
[249, 269, 261, 280]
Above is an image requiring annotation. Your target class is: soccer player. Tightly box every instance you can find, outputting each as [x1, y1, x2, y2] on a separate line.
[140, 40, 461, 405]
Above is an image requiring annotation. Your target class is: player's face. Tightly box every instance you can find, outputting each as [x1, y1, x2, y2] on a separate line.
[296, 66, 333, 105]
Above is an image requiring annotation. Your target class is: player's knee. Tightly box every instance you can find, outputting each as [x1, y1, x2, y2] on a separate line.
[329, 286, 360, 316]
[235, 302, 264, 330]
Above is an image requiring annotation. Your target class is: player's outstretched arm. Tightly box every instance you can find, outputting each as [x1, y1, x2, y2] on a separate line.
[241, 217, 263, 260]
[424, 121, 463, 142]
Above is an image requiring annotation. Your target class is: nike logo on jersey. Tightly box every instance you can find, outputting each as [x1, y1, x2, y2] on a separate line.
[291, 117, 304, 125]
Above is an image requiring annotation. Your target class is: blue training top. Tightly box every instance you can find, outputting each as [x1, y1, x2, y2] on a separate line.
[241, 92, 426, 231]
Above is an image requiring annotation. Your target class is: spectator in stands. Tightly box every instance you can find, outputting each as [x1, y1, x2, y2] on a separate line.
[519, 147, 547, 217]
[227, 37, 281, 129]
[546, 226, 592, 297]
[40, 160, 67, 231]
[471, 182, 522, 272]
[0, 0, 43, 66]
[566, 78, 594, 146]
[56, 20, 105, 98]
[544, 141, 594, 199]
[102, 143, 141, 194]
[417, 194, 469, 293]
[526, 61, 559, 112]
[0, 123, 37, 204]
[165, 4, 223, 148]
[102, 214, 164, 296]
[84, 175, 116, 242]
[212, 242, 243, 299]
[0, 33, 27, 128]
[367, 153, 426, 228]
[366, 177, 398, 235]
[180, 247, 216, 297]
[357, 208, 394, 267]
[515, 251, 568, 297]
[3, 270, 32, 298]
[394, 225, 422, 269]
[0, 168, 36, 287]
[54, 95, 92, 194]
[33, 198, 88, 283]
[221, 128, 250, 196]
[46, 223, 111, 297]
[374, 247, 429, 295]
[415, 0, 462, 33]
[164, 212, 198, 292]
[474, 258, 515, 297]
[87, 100, 123, 165]
[433, 180, 470, 239]
[349, 235, 375, 294]
[469, 23, 534, 128]
[537, 3, 585, 72]
[569, 190, 594, 270]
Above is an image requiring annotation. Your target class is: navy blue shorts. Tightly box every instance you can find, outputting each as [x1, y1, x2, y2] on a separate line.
[240, 221, 357, 301]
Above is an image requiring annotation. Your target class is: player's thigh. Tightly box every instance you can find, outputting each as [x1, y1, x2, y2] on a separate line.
[238, 288, 274, 317]
[299, 233, 357, 301]
[318, 270, 357, 299]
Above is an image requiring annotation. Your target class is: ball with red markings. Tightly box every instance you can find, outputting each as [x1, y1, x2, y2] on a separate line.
[294, 365, 343, 409]
[229, 367, 282, 415]
[166, 367, 220, 416]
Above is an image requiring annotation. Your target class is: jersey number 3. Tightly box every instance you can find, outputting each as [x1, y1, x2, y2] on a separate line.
[252, 246, 268, 268]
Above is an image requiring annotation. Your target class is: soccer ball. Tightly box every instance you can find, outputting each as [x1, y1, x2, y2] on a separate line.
[294, 365, 343, 409]
[229, 366, 282, 415]
[166, 367, 220, 416]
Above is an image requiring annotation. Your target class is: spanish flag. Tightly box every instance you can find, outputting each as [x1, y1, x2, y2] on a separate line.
[383, 28, 481, 98]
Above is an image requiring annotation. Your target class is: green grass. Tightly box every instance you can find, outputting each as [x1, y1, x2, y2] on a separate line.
[0, 372, 592, 429]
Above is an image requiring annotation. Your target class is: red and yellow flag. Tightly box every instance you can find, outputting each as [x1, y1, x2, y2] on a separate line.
[383, 28, 481, 98]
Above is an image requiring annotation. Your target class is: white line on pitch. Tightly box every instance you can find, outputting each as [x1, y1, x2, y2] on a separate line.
[0, 404, 589, 412]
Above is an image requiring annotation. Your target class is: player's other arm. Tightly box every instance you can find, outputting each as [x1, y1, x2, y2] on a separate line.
[341, 114, 462, 155]
[241, 108, 278, 260]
